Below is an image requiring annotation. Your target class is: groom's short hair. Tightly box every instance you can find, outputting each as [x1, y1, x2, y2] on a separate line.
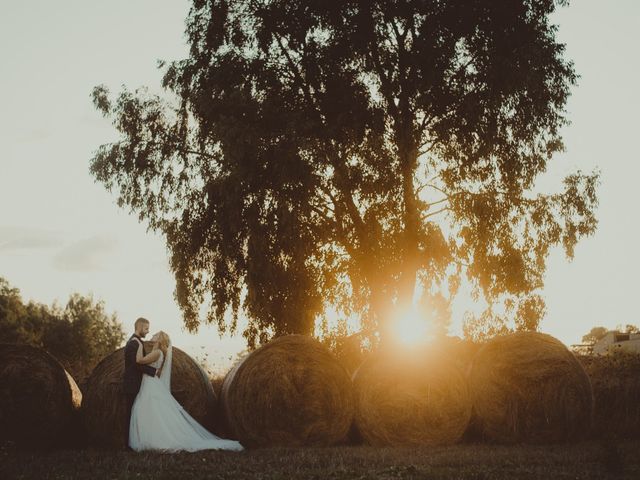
[134, 317, 149, 329]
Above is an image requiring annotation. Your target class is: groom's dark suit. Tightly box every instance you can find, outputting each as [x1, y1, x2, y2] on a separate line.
[123, 334, 157, 448]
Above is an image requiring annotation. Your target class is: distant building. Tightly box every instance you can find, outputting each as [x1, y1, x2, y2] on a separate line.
[593, 331, 640, 355]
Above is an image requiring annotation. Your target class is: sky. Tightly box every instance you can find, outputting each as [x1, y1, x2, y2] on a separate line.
[0, 0, 639, 369]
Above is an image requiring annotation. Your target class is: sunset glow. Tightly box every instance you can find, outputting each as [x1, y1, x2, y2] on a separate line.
[1, 0, 638, 369]
[393, 307, 432, 346]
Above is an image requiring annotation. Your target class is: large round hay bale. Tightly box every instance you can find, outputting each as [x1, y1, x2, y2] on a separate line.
[468, 332, 593, 444]
[352, 345, 472, 446]
[81, 342, 216, 449]
[220, 334, 354, 448]
[0, 344, 82, 449]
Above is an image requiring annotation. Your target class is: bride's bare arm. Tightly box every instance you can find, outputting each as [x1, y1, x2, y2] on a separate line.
[135, 341, 161, 365]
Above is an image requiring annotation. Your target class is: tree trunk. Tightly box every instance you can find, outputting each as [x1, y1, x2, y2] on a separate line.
[396, 110, 420, 315]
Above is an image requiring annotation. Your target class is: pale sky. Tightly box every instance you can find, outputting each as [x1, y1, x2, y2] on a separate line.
[0, 1, 639, 367]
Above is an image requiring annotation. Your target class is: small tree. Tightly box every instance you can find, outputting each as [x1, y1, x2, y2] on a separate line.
[0, 278, 125, 383]
[617, 324, 640, 335]
[44, 294, 125, 382]
[581, 326, 608, 345]
[0, 277, 32, 344]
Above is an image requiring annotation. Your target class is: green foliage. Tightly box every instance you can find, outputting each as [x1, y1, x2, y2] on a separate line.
[581, 324, 639, 346]
[0, 278, 125, 383]
[582, 326, 609, 345]
[617, 324, 640, 334]
[319, 320, 366, 376]
[91, 0, 598, 347]
[1, 278, 35, 344]
[579, 350, 640, 440]
[463, 293, 547, 342]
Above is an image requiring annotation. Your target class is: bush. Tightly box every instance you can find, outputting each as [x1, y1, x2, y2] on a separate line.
[578, 351, 640, 439]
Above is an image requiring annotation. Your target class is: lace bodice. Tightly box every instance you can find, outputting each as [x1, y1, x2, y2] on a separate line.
[151, 350, 164, 369]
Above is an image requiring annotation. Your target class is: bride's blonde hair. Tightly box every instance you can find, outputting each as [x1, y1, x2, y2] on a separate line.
[155, 331, 171, 357]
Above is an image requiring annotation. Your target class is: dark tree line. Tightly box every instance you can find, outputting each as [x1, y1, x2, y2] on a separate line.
[91, 0, 598, 347]
[0, 277, 125, 383]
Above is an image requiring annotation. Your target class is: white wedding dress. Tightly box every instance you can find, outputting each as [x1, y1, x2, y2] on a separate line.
[129, 345, 243, 452]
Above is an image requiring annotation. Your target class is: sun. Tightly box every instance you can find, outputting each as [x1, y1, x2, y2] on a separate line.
[393, 307, 432, 346]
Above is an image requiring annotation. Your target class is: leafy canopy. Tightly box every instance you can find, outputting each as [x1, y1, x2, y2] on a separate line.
[91, 0, 597, 347]
[581, 326, 609, 345]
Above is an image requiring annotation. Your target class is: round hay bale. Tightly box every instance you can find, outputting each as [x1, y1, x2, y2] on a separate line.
[352, 345, 472, 446]
[81, 341, 216, 449]
[220, 334, 354, 448]
[0, 344, 82, 449]
[468, 332, 593, 444]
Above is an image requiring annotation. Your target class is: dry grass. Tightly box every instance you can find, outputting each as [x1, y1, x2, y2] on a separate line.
[0, 343, 82, 449]
[221, 334, 354, 448]
[1, 440, 639, 479]
[468, 332, 593, 444]
[352, 346, 471, 446]
[81, 342, 217, 449]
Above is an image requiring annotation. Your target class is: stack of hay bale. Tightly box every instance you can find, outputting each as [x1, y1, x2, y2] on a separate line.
[217, 331, 594, 447]
[345, 332, 593, 446]
[194, 327, 635, 447]
[1, 329, 601, 450]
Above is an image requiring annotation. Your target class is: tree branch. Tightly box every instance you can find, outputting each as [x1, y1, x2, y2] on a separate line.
[366, 40, 399, 121]
[274, 34, 317, 110]
[421, 206, 450, 220]
[146, 140, 220, 162]
[425, 197, 450, 208]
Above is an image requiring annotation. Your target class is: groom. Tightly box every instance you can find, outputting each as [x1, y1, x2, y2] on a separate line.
[123, 317, 158, 449]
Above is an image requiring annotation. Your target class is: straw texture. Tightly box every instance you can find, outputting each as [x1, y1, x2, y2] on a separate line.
[220, 334, 354, 448]
[353, 347, 472, 446]
[0, 343, 82, 448]
[81, 342, 216, 448]
[468, 332, 593, 444]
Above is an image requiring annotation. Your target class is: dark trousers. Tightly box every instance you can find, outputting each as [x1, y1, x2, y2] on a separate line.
[124, 392, 137, 449]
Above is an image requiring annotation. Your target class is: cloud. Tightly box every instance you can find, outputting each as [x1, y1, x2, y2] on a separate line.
[0, 226, 63, 252]
[18, 128, 54, 143]
[53, 234, 118, 272]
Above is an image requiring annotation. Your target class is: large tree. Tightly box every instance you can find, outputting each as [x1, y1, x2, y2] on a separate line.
[91, 0, 598, 347]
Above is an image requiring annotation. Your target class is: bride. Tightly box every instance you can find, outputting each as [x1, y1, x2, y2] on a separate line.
[129, 331, 243, 452]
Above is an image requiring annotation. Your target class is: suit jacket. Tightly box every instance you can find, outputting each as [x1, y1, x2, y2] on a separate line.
[123, 334, 157, 395]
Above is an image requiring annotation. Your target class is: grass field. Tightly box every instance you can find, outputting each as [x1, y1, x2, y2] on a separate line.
[2, 440, 639, 480]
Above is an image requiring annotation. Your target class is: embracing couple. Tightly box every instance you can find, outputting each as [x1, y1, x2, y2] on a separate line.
[123, 317, 243, 452]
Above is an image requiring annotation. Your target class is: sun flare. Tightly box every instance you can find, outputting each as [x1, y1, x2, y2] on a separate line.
[393, 307, 432, 346]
